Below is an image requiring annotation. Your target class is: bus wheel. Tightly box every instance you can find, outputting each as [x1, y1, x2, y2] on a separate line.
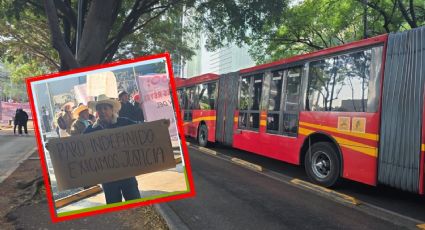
[198, 124, 208, 147]
[305, 142, 340, 187]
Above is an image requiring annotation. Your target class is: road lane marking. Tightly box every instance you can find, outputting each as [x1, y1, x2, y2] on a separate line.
[290, 178, 360, 205]
[231, 158, 263, 172]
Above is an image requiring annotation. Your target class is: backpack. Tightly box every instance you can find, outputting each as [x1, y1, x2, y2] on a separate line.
[57, 114, 67, 130]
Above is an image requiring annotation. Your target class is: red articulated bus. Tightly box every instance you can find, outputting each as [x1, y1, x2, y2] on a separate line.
[176, 74, 220, 146]
[176, 26, 425, 194]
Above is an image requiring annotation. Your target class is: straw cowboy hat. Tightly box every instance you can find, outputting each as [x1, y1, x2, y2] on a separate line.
[72, 105, 89, 118]
[62, 101, 75, 111]
[88, 94, 121, 113]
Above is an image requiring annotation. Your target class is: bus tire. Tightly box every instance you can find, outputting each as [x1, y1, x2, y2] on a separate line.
[305, 142, 340, 187]
[198, 124, 208, 147]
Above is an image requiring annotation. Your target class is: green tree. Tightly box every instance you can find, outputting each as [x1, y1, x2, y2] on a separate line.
[1, 0, 287, 74]
[250, 0, 424, 64]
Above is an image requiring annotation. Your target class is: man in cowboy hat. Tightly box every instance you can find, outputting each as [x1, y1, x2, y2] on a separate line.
[84, 94, 141, 204]
[70, 104, 92, 135]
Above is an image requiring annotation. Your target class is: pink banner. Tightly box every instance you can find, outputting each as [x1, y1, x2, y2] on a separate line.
[137, 74, 178, 141]
[0, 102, 32, 122]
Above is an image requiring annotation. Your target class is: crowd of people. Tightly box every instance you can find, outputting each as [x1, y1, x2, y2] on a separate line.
[50, 91, 144, 204]
[53, 91, 144, 138]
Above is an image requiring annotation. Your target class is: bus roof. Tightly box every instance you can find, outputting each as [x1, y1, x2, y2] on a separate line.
[240, 34, 388, 74]
[176, 73, 220, 88]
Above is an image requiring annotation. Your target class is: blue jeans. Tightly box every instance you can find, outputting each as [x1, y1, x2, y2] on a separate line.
[102, 177, 141, 204]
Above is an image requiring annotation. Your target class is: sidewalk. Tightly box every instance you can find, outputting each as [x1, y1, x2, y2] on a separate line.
[57, 163, 188, 215]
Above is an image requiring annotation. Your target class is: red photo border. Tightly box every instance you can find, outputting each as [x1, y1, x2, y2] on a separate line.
[25, 52, 195, 223]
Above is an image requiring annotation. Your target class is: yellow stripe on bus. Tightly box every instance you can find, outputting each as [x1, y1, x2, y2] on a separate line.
[260, 120, 267, 126]
[298, 127, 377, 158]
[192, 116, 216, 122]
[422, 144, 425, 152]
[299, 121, 379, 141]
[234, 117, 238, 123]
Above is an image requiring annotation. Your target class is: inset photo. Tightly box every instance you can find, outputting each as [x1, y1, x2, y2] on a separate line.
[25, 53, 194, 222]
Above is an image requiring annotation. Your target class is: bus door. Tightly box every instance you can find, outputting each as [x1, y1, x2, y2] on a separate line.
[263, 66, 301, 158]
[186, 86, 198, 137]
[177, 88, 186, 123]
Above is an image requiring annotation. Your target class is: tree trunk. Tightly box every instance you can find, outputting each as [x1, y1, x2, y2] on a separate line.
[44, 0, 79, 70]
[76, 0, 120, 67]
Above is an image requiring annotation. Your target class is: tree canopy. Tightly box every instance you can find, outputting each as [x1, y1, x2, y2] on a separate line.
[249, 0, 425, 64]
[0, 0, 287, 87]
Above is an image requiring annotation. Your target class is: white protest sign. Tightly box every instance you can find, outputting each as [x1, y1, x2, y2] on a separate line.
[87, 71, 118, 98]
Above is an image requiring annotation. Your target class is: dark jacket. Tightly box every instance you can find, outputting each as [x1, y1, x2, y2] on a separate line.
[133, 101, 145, 122]
[70, 119, 92, 135]
[21, 110, 28, 123]
[83, 117, 135, 134]
[119, 102, 140, 122]
[15, 110, 28, 125]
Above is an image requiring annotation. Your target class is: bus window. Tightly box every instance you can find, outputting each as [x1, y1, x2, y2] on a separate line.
[267, 70, 284, 132]
[197, 81, 218, 110]
[282, 67, 301, 136]
[239, 77, 250, 110]
[198, 83, 210, 109]
[252, 75, 263, 111]
[238, 74, 263, 130]
[187, 86, 198, 110]
[177, 88, 186, 110]
[239, 76, 250, 129]
[306, 48, 380, 112]
[208, 81, 218, 110]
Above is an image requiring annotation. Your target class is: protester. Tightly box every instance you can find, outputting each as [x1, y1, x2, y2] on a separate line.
[57, 103, 74, 137]
[118, 91, 139, 122]
[84, 94, 141, 204]
[17, 108, 29, 136]
[70, 105, 92, 135]
[13, 109, 19, 135]
[88, 113, 96, 124]
[132, 93, 145, 122]
[41, 106, 51, 132]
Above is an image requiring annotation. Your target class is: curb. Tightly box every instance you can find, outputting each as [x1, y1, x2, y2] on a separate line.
[417, 224, 425, 229]
[198, 147, 217, 155]
[290, 178, 360, 205]
[55, 185, 103, 209]
[154, 203, 189, 230]
[231, 158, 262, 172]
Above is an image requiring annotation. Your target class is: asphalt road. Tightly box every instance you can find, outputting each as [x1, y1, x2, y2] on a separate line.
[167, 147, 406, 229]
[0, 129, 37, 182]
[204, 143, 425, 222]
